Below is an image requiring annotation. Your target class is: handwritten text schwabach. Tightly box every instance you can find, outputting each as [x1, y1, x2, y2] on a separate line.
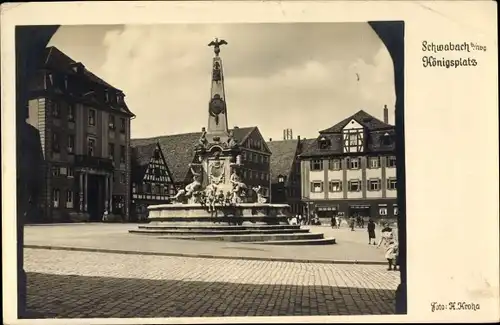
[421, 41, 486, 68]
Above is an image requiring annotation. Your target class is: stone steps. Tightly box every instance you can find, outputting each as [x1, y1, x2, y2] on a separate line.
[129, 228, 311, 235]
[136, 224, 301, 230]
[156, 232, 325, 242]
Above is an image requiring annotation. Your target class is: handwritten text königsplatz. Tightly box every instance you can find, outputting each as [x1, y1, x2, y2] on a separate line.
[421, 41, 486, 68]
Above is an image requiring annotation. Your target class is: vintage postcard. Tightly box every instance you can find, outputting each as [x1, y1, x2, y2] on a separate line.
[1, 1, 498, 324]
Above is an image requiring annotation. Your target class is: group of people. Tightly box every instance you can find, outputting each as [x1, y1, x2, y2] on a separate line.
[287, 214, 320, 226]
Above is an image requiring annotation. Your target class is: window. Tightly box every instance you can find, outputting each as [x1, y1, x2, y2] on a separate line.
[67, 135, 75, 154]
[66, 190, 73, 208]
[87, 138, 96, 156]
[108, 143, 115, 160]
[328, 159, 341, 171]
[263, 156, 268, 164]
[278, 175, 286, 183]
[153, 149, 160, 160]
[120, 146, 126, 163]
[382, 132, 393, 146]
[259, 154, 263, 163]
[242, 151, 246, 161]
[120, 172, 126, 184]
[379, 207, 388, 216]
[51, 102, 61, 118]
[154, 167, 161, 177]
[132, 183, 137, 193]
[51, 166, 60, 176]
[318, 136, 330, 149]
[109, 115, 115, 129]
[60, 167, 68, 176]
[64, 75, 69, 90]
[68, 104, 75, 121]
[311, 181, 323, 193]
[53, 189, 60, 208]
[368, 179, 381, 191]
[348, 180, 361, 192]
[88, 109, 96, 126]
[328, 180, 342, 192]
[252, 153, 256, 162]
[52, 133, 60, 152]
[45, 73, 54, 88]
[120, 118, 126, 133]
[67, 168, 74, 178]
[393, 205, 399, 216]
[349, 134, 357, 146]
[310, 159, 323, 171]
[387, 178, 397, 190]
[348, 157, 360, 169]
[387, 156, 397, 168]
[368, 156, 380, 169]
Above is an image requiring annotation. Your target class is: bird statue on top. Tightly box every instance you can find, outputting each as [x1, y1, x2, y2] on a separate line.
[208, 38, 228, 56]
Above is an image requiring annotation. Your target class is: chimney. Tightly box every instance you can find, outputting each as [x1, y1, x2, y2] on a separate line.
[233, 126, 239, 129]
[269, 138, 272, 142]
[383, 104, 389, 124]
[297, 135, 301, 141]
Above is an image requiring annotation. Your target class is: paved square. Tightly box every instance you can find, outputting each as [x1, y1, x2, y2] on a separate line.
[23, 248, 399, 318]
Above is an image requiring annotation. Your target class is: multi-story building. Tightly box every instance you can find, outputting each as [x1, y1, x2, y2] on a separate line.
[130, 142, 176, 221]
[299, 107, 397, 222]
[131, 126, 271, 202]
[26, 46, 135, 222]
[267, 131, 304, 214]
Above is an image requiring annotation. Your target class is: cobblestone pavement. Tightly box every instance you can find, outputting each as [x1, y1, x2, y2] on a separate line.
[24, 248, 399, 318]
[24, 223, 392, 262]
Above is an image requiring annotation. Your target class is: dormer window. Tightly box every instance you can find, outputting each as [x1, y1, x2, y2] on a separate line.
[318, 136, 330, 149]
[278, 175, 286, 183]
[382, 132, 393, 146]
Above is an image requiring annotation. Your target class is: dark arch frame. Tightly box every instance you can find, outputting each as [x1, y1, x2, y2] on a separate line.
[15, 21, 406, 317]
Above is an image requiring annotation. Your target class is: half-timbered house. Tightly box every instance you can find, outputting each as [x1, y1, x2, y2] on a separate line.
[299, 106, 397, 222]
[130, 142, 175, 221]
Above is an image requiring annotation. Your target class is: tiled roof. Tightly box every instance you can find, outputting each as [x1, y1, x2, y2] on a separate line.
[319, 110, 392, 133]
[299, 110, 396, 158]
[131, 127, 255, 183]
[266, 139, 300, 184]
[43, 46, 116, 90]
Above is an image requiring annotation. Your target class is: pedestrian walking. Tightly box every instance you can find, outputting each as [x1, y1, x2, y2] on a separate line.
[335, 215, 341, 228]
[385, 240, 399, 271]
[377, 223, 394, 248]
[349, 216, 355, 231]
[330, 215, 336, 228]
[367, 219, 376, 244]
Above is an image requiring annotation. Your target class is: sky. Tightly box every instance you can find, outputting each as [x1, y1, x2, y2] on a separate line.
[48, 23, 396, 141]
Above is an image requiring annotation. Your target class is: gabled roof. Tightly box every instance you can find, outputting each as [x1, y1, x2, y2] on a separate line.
[267, 139, 300, 184]
[131, 126, 255, 183]
[319, 110, 392, 134]
[130, 142, 159, 183]
[43, 46, 117, 90]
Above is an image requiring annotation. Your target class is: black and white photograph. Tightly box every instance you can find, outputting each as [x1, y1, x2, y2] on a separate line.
[2, 1, 498, 324]
[14, 21, 406, 319]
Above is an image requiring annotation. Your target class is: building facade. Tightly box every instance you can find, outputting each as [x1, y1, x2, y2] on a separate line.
[299, 107, 397, 222]
[27, 46, 135, 222]
[267, 135, 304, 214]
[130, 142, 176, 221]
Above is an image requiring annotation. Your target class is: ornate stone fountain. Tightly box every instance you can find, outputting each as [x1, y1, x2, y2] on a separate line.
[129, 39, 335, 245]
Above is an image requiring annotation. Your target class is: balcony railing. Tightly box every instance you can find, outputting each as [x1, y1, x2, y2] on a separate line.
[74, 154, 115, 171]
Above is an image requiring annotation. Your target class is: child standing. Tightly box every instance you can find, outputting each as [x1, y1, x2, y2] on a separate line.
[385, 241, 399, 271]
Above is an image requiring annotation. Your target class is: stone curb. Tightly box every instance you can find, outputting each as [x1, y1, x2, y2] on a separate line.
[24, 244, 387, 265]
